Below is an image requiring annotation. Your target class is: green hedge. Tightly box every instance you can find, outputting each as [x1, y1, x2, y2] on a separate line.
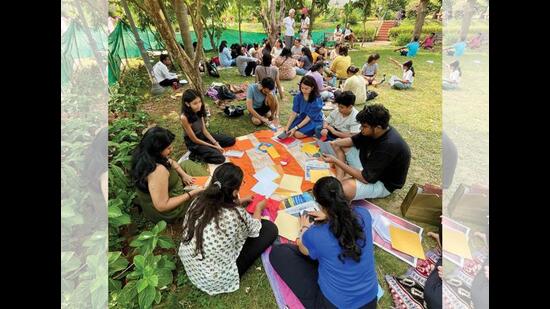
[352, 26, 377, 42]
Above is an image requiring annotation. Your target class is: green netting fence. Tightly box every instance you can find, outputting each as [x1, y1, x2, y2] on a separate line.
[61, 20, 332, 86]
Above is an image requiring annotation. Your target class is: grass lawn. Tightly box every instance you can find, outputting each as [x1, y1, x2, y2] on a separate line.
[128, 44, 442, 308]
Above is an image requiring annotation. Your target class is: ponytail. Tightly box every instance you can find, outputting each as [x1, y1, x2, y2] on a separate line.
[313, 177, 366, 263]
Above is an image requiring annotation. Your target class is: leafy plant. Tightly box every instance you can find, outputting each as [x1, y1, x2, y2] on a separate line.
[130, 221, 175, 256]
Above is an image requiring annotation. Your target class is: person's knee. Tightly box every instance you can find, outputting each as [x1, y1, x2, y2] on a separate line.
[251, 117, 262, 126]
[269, 244, 294, 269]
[294, 131, 306, 139]
[342, 180, 357, 201]
[261, 219, 278, 244]
[207, 154, 226, 164]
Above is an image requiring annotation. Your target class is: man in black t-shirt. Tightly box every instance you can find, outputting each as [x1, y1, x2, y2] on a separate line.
[321, 104, 411, 201]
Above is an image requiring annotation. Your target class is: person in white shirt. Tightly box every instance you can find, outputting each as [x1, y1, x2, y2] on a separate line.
[334, 24, 343, 43]
[343, 23, 356, 45]
[388, 58, 415, 90]
[283, 9, 296, 49]
[443, 60, 461, 90]
[315, 90, 361, 141]
[300, 9, 310, 41]
[291, 38, 304, 59]
[271, 39, 284, 57]
[153, 54, 179, 88]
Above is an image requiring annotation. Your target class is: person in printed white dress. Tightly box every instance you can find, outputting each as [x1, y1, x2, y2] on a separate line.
[179, 163, 278, 295]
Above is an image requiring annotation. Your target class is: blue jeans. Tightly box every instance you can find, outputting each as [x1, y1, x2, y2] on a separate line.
[296, 67, 307, 76]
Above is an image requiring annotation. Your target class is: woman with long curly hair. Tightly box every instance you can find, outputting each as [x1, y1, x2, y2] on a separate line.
[270, 176, 378, 308]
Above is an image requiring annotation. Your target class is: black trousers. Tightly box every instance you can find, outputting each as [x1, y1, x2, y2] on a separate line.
[159, 78, 179, 87]
[245, 61, 257, 76]
[270, 244, 377, 309]
[236, 219, 278, 277]
[185, 132, 236, 164]
[424, 259, 442, 309]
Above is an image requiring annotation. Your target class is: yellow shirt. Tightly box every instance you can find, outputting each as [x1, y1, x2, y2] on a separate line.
[331, 55, 352, 79]
[312, 51, 319, 63]
[342, 75, 367, 105]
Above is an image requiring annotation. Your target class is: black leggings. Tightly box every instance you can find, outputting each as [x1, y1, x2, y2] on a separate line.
[185, 132, 236, 164]
[245, 61, 257, 76]
[159, 78, 179, 87]
[424, 259, 442, 309]
[236, 219, 278, 277]
[269, 244, 377, 309]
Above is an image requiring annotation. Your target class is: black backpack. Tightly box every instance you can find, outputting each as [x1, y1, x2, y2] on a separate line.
[366, 90, 378, 101]
[206, 61, 220, 78]
[215, 85, 236, 100]
[224, 105, 245, 117]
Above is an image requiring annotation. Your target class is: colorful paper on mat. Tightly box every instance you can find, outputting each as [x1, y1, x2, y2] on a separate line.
[254, 130, 275, 139]
[265, 198, 282, 220]
[246, 194, 266, 213]
[309, 169, 331, 183]
[274, 211, 300, 241]
[389, 225, 425, 259]
[253, 166, 280, 182]
[279, 174, 303, 193]
[234, 138, 254, 151]
[193, 176, 210, 188]
[301, 143, 319, 155]
[251, 180, 279, 197]
[442, 227, 472, 259]
[267, 146, 280, 159]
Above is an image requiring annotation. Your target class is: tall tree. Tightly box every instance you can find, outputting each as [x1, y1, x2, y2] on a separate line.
[120, 0, 154, 84]
[307, 0, 330, 32]
[74, 0, 107, 83]
[412, 0, 429, 39]
[259, 0, 286, 46]
[143, 0, 205, 98]
[172, 0, 194, 58]
[460, 0, 477, 39]
[353, 0, 374, 43]
[201, 0, 230, 50]
[342, 2, 354, 26]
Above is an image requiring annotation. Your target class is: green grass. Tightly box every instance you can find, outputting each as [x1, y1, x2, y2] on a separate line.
[129, 45, 442, 308]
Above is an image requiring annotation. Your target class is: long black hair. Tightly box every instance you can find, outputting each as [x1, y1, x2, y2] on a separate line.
[299, 75, 320, 102]
[181, 163, 245, 259]
[280, 47, 292, 59]
[219, 40, 227, 53]
[313, 177, 366, 263]
[131, 127, 175, 193]
[403, 60, 415, 77]
[181, 89, 206, 122]
[301, 47, 313, 63]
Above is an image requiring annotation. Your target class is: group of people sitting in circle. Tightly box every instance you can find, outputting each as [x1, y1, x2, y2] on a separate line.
[130, 16, 474, 307]
[130, 78, 412, 305]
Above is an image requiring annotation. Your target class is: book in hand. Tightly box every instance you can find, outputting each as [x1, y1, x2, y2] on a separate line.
[318, 140, 336, 156]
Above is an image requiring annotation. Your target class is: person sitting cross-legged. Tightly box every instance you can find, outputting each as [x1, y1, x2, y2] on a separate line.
[246, 77, 280, 128]
[153, 54, 180, 89]
[316, 91, 360, 141]
[321, 104, 411, 201]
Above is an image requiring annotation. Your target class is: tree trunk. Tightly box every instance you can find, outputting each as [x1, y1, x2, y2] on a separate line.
[173, 0, 194, 58]
[412, 0, 429, 39]
[74, 0, 106, 84]
[201, 16, 217, 51]
[460, 0, 476, 39]
[144, 0, 205, 98]
[238, 3, 242, 45]
[120, 0, 154, 84]
[309, 2, 315, 35]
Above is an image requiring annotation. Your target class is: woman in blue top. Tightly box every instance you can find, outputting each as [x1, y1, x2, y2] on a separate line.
[270, 177, 378, 309]
[218, 40, 236, 67]
[284, 75, 324, 138]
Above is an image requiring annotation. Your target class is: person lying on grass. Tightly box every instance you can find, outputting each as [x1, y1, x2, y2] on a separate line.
[394, 36, 420, 57]
[388, 58, 415, 90]
[269, 176, 379, 309]
[246, 77, 280, 128]
[321, 104, 411, 200]
[284, 75, 324, 139]
[316, 91, 361, 141]
[180, 89, 236, 164]
[131, 126, 208, 224]
[179, 163, 278, 295]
